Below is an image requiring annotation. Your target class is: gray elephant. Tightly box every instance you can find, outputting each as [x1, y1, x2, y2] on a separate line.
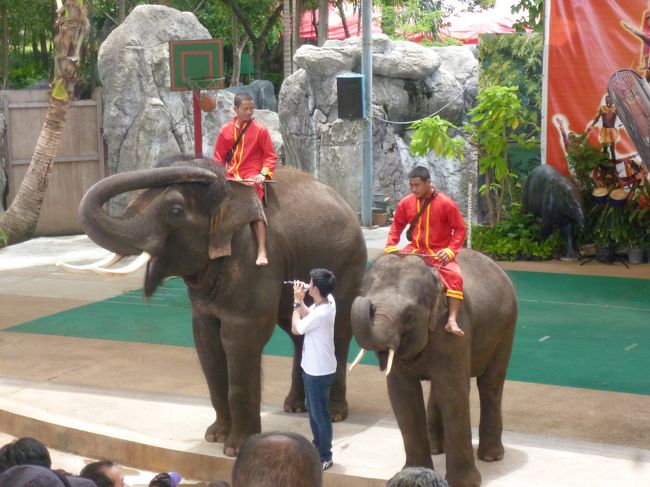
[351, 251, 517, 487]
[522, 164, 586, 260]
[79, 155, 367, 456]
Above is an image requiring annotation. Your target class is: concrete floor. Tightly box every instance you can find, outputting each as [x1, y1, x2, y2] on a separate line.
[0, 230, 649, 486]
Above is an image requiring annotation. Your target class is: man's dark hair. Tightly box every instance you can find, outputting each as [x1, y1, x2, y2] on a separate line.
[79, 461, 115, 487]
[0, 437, 52, 473]
[232, 432, 322, 487]
[234, 92, 254, 108]
[408, 166, 431, 181]
[309, 268, 336, 297]
[387, 467, 448, 487]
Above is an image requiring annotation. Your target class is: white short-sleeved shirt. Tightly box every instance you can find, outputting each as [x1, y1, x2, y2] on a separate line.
[296, 294, 337, 376]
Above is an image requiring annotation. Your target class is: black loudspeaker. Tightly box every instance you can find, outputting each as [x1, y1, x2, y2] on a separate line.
[337, 74, 365, 120]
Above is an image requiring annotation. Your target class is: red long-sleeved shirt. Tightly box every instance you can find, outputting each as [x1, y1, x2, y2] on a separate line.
[386, 191, 466, 257]
[213, 117, 277, 197]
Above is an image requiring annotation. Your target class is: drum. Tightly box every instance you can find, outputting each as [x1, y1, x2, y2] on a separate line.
[592, 187, 609, 204]
[609, 188, 627, 207]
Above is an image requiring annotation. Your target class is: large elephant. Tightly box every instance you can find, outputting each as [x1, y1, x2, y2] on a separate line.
[79, 155, 367, 456]
[351, 251, 517, 487]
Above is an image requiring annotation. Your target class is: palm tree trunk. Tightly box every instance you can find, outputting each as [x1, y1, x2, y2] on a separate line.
[292, 0, 302, 59]
[0, 0, 89, 247]
[2, 5, 8, 89]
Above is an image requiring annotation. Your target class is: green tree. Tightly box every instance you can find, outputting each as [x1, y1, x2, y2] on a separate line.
[511, 0, 544, 34]
[464, 85, 538, 225]
[0, 0, 89, 246]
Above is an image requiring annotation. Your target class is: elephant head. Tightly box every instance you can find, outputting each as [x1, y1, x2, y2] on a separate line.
[351, 254, 446, 373]
[79, 156, 265, 297]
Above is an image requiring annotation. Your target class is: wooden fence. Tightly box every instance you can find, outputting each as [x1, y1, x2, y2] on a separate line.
[1, 89, 105, 235]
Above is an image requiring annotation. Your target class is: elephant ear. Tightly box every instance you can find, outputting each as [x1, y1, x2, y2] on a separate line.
[208, 181, 267, 259]
[427, 268, 448, 332]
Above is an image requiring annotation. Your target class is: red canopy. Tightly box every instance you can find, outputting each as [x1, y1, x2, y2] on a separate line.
[299, 5, 521, 44]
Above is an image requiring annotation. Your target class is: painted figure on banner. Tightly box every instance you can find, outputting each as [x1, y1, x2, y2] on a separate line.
[621, 1, 650, 79]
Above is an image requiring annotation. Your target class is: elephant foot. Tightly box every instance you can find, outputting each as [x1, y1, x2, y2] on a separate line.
[328, 399, 348, 422]
[204, 420, 230, 443]
[283, 394, 307, 414]
[477, 441, 504, 462]
[447, 467, 481, 487]
[223, 444, 239, 457]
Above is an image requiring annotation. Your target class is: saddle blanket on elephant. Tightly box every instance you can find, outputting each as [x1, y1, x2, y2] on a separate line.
[400, 246, 464, 300]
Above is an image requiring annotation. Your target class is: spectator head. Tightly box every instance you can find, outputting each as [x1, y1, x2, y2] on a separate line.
[232, 431, 322, 487]
[0, 464, 95, 486]
[149, 471, 181, 487]
[309, 268, 336, 297]
[0, 437, 52, 473]
[80, 460, 125, 487]
[387, 467, 449, 487]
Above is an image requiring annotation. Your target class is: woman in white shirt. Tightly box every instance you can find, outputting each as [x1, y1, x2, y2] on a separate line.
[291, 268, 337, 471]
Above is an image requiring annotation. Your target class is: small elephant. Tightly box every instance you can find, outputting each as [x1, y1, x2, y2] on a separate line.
[79, 156, 367, 456]
[522, 164, 586, 260]
[351, 251, 517, 487]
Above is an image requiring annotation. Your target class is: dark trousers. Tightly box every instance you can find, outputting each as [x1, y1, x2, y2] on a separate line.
[303, 371, 335, 462]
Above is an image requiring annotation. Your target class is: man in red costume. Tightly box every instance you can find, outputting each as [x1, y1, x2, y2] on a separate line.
[385, 166, 467, 336]
[213, 93, 277, 266]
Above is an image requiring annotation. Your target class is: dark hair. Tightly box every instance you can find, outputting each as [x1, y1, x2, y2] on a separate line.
[79, 461, 115, 487]
[234, 92, 254, 108]
[309, 268, 336, 297]
[408, 166, 431, 181]
[387, 467, 449, 487]
[232, 432, 321, 487]
[0, 437, 52, 473]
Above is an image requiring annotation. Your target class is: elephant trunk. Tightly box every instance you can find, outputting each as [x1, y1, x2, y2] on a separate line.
[351, 296, 381, 350]
[80, 166, 220, 256]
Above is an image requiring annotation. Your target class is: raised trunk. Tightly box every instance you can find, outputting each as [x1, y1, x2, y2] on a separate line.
[79, 166, 219, 256]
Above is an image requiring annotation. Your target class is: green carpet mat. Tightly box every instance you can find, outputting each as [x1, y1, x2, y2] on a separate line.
[5, 271, 650, 395]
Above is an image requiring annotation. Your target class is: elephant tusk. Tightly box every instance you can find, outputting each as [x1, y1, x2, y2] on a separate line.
[56, 253, 124, 272]
[91, 252, 151, 276]
[348, 348, 366, 371]
[385, 349, 395, 376]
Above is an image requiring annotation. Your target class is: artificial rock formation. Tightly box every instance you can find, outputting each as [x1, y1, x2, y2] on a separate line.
[97, 5, 281, 211]
[279, 36, 478, 215]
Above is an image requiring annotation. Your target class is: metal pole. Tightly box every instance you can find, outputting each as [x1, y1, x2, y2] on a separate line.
[192, 90, 203, 157]
[361, 0, 373, 227]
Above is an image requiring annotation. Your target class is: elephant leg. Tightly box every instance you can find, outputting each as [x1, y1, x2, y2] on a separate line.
[387, 372, 433, 468]
[222, 320, 269, 457]
[432, 376, 481, 487]
[329, 303, 353, 422]
[277, 318, 306, 413]
[426, 389, 444, 455]
[193, 315, 230, 443]
[476, 339, 512, 462]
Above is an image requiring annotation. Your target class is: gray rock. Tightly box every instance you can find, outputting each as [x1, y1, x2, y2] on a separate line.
[98, 5, 282, 212]
[279, 37, 478, 217]
[225, 80, 278, 111]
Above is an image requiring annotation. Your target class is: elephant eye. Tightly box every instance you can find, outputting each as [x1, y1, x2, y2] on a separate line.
[170, 204, 183, 217]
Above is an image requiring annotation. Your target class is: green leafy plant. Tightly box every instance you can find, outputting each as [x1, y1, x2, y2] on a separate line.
[564, 131, 609, 195]
[0, 227, 6, 248]
[470, 203, 562, 260]
[463, 85, 539, 225]
[409, 116, 464, 160]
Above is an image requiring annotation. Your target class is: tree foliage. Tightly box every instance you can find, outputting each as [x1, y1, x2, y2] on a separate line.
[511, 0, 543, 34]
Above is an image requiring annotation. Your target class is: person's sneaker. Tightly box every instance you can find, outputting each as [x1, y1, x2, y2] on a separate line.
[322, 460, 333, 471]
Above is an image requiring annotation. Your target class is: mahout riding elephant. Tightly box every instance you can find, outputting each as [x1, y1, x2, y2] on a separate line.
[79, 155, 367, 456]
[350, 251, 517, 487]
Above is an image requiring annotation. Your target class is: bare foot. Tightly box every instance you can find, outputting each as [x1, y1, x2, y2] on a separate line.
[444, 320, 465, 336]
[256, 254, 268, 266]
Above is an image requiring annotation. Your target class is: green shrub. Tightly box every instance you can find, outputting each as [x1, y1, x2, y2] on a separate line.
[470, 203, 562, 260]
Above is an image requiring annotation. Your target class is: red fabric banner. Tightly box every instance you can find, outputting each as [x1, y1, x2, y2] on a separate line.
[546, 0, 650, 177]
